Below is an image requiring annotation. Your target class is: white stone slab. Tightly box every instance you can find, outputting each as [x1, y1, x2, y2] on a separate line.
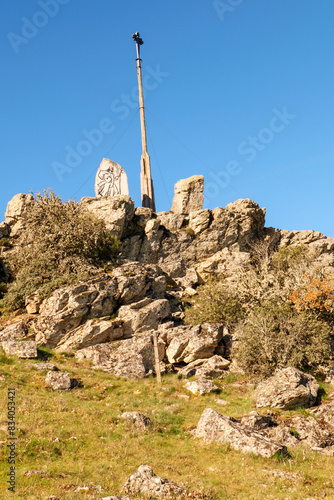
[95, 158, 129, 198]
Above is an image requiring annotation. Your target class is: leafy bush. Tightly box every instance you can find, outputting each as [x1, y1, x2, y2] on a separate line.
[184, 279, 244, 326]
[232, 304, 332, 377]
[1, 190, 119, 310]
[185, 242, 333, 376]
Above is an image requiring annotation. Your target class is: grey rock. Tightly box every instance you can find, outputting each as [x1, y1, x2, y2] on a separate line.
[34, 276, 118, 347]
[123, 464, 184, 498]
[31, 363, 58, 372]
[166, 324, 223, 364]
[240, 411, 274, 432]
[34, 262, 167, 348]
[25, 291, 42, 314]
[80, 194, 134, 239]
[2, 340, 37, 359]
[178, 355, 230, 379]
[286, 415, 333, 449]
[76, 333, 165, 379]
[170, 175, 204, 215]
[194, 408, 286, 458]
[120, 412, 152, 431]
[0, 321, 27, 341]
[157, 211, 185, 231]
[117, 299, 171, 335]
[112, 262, 167, 303]
[311, 401, 334, 430]
[45, 370, 76, 390]
[256, 367, 319, 410]
[5, 193, 34, 227]
[55, 319, 124, 352]
[189, 209, 211, 235]
[184, 378, 219, 395]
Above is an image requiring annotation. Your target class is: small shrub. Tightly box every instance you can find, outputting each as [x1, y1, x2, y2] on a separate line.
[1, 190, 120, 310]
[184, 280, 244, 326]
[0, 238, 12, 248]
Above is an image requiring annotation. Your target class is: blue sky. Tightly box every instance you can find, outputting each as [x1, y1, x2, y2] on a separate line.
[1, 0, 334, 235]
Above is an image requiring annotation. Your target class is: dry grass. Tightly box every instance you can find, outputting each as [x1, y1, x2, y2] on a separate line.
[0, 352, 334, 499]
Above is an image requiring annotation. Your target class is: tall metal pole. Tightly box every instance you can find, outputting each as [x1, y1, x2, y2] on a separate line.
[132, 32, 156, 212]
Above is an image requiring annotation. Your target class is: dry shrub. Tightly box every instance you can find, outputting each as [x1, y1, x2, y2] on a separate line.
[232, 304, 332, 377]
[186, 243, 333, 376]
[1, 190, 119, 310]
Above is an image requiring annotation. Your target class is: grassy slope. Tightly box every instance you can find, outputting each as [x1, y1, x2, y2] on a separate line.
[1, 350, 334, 500]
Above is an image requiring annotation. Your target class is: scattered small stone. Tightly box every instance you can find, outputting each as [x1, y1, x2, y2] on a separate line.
[120, 412, 152, 431]
[45, 370, 77, 390]
[31, 362, 58, 372]
[214, 398, 229, 406]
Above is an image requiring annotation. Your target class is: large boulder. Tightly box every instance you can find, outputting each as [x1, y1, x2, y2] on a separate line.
[311, 401, 334, 430]
[112, 262, 167, 304]
[166, 324, 223, 364]
[170, 175, 204, 215]
[117, 299, 171, 335]
[188, 209, 211, 235]
[194, 408, 286, 458]
[0, 321, 27, 341]
[76, 333, 165, 379]
[178, 355, 230, 379]
[184, 378, 219, 395]
[122, 465, 185, 498]
[2, 340, 37, 359]
[5, 193, 34, 226]
[256, 367, 319, 410]
[80, 195, 135, 239]
[55, 319, 124, 352]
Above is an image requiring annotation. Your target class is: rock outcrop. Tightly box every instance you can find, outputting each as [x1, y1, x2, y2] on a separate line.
[170, 175, 204, 215]
[166, 324, 223, 364]
[194, 408, 286, 458]
[75, 332, 165, 379]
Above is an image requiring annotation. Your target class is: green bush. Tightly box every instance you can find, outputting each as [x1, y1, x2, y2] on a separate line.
[184, 279, 244, 326]
[232, 303, 332, 377]
[1, 190, 119, 311]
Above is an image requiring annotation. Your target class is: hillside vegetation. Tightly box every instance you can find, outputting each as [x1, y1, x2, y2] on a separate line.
[1, 351, 334, 500]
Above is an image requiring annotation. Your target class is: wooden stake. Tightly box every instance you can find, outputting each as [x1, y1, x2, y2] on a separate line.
[152, 331, 162, 385]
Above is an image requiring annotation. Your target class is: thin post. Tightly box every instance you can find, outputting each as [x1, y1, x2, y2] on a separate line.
[132, 31, 156, 212]
[152, 331, 162, 385]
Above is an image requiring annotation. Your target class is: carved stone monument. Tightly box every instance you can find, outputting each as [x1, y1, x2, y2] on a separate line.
[94, 158, 129, 198]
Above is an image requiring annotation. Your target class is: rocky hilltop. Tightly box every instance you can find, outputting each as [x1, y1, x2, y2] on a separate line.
[1, 175, 334, 496]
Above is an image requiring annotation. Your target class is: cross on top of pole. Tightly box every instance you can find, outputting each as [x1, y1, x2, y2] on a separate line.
[132, 31, 144, 60]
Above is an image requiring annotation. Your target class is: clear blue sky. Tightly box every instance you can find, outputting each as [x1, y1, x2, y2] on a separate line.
[1, 1, 334, 235]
